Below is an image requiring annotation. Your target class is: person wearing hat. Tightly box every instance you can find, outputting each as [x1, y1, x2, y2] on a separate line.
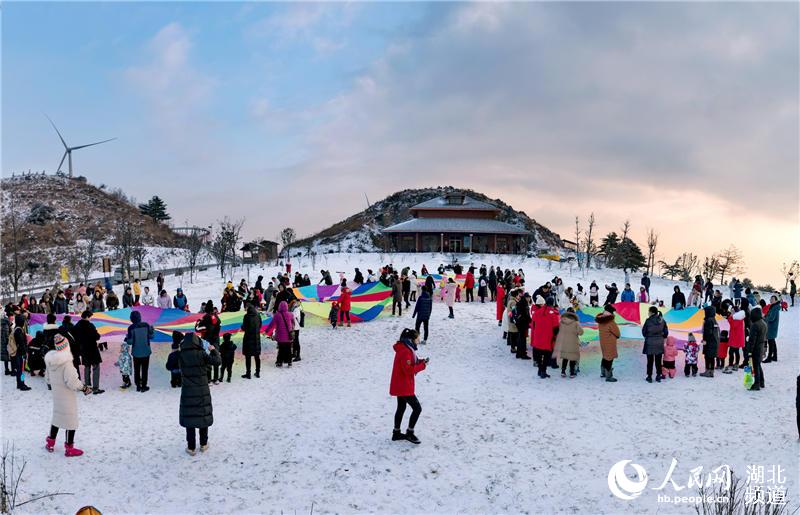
[505, 288, 521, 351]
[45, 333, 93, 456]
[596, 305, 620, 382]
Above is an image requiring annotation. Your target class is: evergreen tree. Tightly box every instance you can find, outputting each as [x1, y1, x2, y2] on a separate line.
[138, 196, 171, 222]
[615, 237, 647, 272]
[599, 232, 621, 265]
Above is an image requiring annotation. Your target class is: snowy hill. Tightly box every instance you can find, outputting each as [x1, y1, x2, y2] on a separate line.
[290, 186, 564, 254]
[1, 173, 181, 247]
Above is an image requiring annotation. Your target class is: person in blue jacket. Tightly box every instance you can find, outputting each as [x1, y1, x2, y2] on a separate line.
[763, 295, 780, 362]
[412, 289, 433, 344]
[732, 279, 744, 307]
[620, 284, 635, 302]
[173, 288, 189, 312]
[125, 310, 154, 392]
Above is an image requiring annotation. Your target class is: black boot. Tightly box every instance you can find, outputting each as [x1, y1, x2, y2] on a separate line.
[404, 429, 421, 444]
[605, 368, 618, 382]
[392, 429, 405, 441]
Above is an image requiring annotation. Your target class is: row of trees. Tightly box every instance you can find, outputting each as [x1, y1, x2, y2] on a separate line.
[573, 215, 649, 276]
[659, 246, 746, 285]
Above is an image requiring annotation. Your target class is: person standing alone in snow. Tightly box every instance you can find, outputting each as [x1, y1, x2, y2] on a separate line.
[179, 333, 221, 455]
[45, 333, 93, 456]
[389, 328, 428, 444]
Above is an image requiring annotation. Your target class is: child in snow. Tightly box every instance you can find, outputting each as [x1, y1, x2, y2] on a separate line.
[638, 287, 649, 303]
[165, 331, 182, 388]
[663, 335, 677, 378]
[683, 333, 699, 377]
[716, 330, 729, 370]
[455, 284, 462, 303]
[329, 301, 340, 329]
[114, 341, 133, 389]
[219, 333, 237, 383]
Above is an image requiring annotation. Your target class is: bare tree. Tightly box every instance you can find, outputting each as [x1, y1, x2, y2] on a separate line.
[132, 239, 148, 278]
[110, 216, 141, 283]
[279, 227, 297, 262]
[0, 197, 33, 300]
[620, 219, 631, 241]
[782, 260, 799, 291]
[645, 228, 659, 276]
[210, 218, 244, 278]
[574, 216, 582, 269]
[182, 229, 205, 283]
[716, 245, 745, 285]
[676, 253, 699, 282]
[584, 212, 596, 270]
[70, 222, 106, 284]
[701, 255, 720, 282]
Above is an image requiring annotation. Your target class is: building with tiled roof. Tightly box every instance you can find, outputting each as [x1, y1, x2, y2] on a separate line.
[382, 193, 531, 253]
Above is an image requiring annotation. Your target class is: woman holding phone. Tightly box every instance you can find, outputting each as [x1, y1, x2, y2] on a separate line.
[389, 328, 428, 444]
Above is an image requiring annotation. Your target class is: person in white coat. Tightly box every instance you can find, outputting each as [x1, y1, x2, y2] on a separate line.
[445, 278, 457, 319]
[45, 333, 92, 457]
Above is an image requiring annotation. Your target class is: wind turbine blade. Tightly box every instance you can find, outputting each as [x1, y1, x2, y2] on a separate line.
[44, 114, 68, 149]
[70, 137, 116, 150]
[57, 151, 67, 173]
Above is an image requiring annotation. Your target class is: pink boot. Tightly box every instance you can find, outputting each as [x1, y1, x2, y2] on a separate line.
[45, 437, 55, 453]
[64, 443, 84, 457]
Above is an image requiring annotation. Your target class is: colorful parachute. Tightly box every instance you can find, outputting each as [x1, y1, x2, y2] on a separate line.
[291, 281, 393, 323]
[571, 302, 729, 346]
[28, 306, 273, 343]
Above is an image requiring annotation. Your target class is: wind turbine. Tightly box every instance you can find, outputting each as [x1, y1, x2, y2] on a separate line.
[46, 115, 116, 177]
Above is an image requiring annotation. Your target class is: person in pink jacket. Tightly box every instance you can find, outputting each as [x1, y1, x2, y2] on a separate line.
[266, 301, 295, 367]
[663, 335, 678, 378]
[725, 306, 746, 372]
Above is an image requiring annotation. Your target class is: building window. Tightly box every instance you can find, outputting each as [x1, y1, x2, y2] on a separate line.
[446, 194, 465, 205]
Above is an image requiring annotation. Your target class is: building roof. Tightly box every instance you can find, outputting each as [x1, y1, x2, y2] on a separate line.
[410, 195, 501, 212]
[240, 240, 278, 251]
[383, 217, 530, 235]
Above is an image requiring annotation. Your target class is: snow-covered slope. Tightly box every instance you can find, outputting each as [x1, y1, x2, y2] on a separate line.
[2, 253, 796, 514]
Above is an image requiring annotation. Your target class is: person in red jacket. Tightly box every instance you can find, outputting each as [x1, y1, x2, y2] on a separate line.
[338, 281, 352, 327]
[464, 272, 475, 302]
[496, 284, 506, 328]
[389, 328, 428, 444]
[530, 296, 560, 379]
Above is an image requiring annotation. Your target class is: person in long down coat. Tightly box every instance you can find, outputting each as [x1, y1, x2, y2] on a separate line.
[747, 308, 766, 390]
[700, 306, 720, 377]
[1, 312, 10, 376]
[763, 295, 780, 363]
[725, 306, 746, 371]
[45, 334, 93, 457]
[75, 311, 103, 394]
[389, 328, 428, 445]
[513, 294, 532, 360]
[596, 306, 620, 382]
[641, 306, 668, 383]
[530, 297, 559, 378]
[556, 308, 583, 378]
[179, 333, 221, 455]
[241, 304, 262, 378]
[495, 284, 506, 328]
[444, 278, 457, 318]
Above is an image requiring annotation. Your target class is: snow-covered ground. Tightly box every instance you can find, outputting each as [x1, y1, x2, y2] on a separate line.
[2, 253, 797, 514]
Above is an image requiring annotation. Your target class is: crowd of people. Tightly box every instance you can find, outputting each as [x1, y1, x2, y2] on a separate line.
[1, 261, 792, 454]
[494, 272, 784, 388]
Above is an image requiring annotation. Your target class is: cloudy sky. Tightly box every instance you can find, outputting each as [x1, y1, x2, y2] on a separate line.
[4, 2, 798, 285]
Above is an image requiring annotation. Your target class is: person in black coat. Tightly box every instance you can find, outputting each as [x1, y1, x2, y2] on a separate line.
[241, 305, 262, 379]
[219, 333, 237, 383]
[514, 294, 532, 360]
[747, 308, 766, 390]
[412, 289, 433, 343]
[424, 275, 436, 295]
[671, 286, 687, 310]
[179, 332, 221, 455]
[641, 307, 668, 383]
[488, 269, 497, 302]
[59, 315, 81, 373]
[354, 268, 364, 285]
[166, 331, 183, 388]
[74, 311, 103, 393]
[700, 306, 720, 377]
[604, 284, 619, 305]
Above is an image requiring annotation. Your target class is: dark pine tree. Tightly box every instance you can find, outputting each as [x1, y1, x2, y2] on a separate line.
[139, 196, 171, 222]
[615, 237, 647, 272]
